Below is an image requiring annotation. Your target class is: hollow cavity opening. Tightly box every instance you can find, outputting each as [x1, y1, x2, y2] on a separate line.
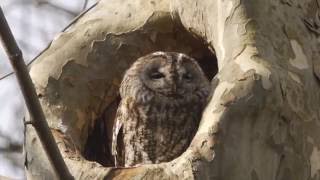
[83, 14, 218, 167]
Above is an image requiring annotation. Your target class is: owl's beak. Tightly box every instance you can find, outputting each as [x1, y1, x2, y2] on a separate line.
[167, 73, 178, 93]
[171, 83, 177, 92]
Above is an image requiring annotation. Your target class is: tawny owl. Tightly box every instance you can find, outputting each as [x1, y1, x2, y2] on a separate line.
[112, 51, 210, 167]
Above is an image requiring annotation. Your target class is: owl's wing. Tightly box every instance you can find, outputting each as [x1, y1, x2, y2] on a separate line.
[112, 100, 125, 166]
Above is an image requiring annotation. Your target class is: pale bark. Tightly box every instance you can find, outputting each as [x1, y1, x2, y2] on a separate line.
[25, 0, 320, 179]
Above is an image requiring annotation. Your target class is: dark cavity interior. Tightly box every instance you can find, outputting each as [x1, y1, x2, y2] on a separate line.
[83, 13, 218, 167]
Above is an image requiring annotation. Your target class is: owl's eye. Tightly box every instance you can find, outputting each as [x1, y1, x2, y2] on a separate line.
[183, 72, 193, 81]
[150, 71, 165, 79]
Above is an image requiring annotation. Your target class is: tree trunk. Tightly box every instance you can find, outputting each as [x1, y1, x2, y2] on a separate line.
[25, 0, 320, 179]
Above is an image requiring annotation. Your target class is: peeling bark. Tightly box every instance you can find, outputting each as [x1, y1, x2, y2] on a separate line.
[25, 0, 320, 179]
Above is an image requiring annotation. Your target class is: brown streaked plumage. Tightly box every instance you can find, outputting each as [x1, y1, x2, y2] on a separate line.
[112, 51, 210, 167]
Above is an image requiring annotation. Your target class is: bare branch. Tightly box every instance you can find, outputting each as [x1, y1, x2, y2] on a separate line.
[0, 6, 73, 180]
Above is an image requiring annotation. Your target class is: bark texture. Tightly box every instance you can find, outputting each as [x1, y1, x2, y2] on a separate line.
[25, 0, 320, 179]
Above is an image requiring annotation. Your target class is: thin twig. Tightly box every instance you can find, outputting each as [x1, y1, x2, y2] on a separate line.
[83, 0, 89, 10]
[45, 2, 78, 16]
[0, 71, 14, 81]
[0, 6, 73, 180]
[33, 0, 78, 16]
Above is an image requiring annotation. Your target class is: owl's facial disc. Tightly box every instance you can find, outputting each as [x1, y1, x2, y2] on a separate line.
[139, 52, 206, 98]
[143, 68, 199, 98]
[139, 60, 179, 97]
[147, 68, 179, 96]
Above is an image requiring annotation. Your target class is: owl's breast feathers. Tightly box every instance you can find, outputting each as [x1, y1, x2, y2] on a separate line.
[113, 94, 206, 167]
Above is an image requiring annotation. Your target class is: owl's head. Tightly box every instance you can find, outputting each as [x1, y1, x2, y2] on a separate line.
[120, 51, 210, 102]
